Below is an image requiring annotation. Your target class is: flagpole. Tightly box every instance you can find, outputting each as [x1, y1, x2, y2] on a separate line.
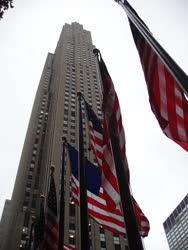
[58, 137, 67, 250]
[77, 92, 90, 250]
[115, 0, 188, 96]
[94, 49, 144, 250]
[28, 216, 35, 250]
[110, 137, 144, 250]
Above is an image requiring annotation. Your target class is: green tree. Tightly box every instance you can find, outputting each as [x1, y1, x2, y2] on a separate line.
[0, 0, 14, 19]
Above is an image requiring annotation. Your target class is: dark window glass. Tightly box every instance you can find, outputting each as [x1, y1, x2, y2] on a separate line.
[101, 241, 106, 248]
[31, 200, 36, 208]
[26, 183, 31, 188]
[23, 201, 29, 207]
[114, 245, 121, 250]
[69, 236, 75, 244]
[25, 192, 30, 197]
[34, 177, 39, 189]
[70, 204, 75, 216]
[69, 223, 75, 230]
[71, 111, 75, 117]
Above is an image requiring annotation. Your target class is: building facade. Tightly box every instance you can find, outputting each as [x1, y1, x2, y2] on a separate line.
[163, 194, 188, 250]
[2, 23, 128, 250]
[0, 200, 11, 250]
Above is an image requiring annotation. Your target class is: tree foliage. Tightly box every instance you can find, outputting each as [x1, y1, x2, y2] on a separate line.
[0, 0, 14, 19]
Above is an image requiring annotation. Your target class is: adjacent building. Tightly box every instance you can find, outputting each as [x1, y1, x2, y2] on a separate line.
[0, 200, 11, 250]
[2, 22, 128, 250]
[163, 194, 188, 250]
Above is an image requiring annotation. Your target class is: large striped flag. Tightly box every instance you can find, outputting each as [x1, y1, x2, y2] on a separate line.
[71, 174, 149, 237]
[44, 167, 59, 250]
[84, 99, 103, 170]
[128, 16, 188, 151]
[68, 139, 150, 236]
[90, 55, 130, 209]
[84, 98, 120, 208]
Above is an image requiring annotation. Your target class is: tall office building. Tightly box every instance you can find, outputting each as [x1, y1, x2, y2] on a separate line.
[163, 194, 188, 250]
[2, 23, 128, 250]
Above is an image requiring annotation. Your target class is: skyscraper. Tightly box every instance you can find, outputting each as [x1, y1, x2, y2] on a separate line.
[163, 194, 188, 250]
[2, 23, 128, 250]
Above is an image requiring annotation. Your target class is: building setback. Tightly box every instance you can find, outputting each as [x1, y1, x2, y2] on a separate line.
[163, 194, 188, 250]
[2, 23, 128, 250]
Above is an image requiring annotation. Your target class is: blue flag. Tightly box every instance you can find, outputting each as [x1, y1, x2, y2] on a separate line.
[67, 143, 101, 195]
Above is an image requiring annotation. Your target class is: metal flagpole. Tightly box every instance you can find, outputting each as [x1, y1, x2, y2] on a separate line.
[58, 137, 67, 250]
[110, 136, 144, 250]
[94, 49, 144, 250]
[77, 92, 90, 250]
[115, 0, 188, 96]
[28, 216, 35, 250]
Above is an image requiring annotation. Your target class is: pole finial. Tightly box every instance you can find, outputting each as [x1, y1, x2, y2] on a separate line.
[31, 216, 36, 222]
[93, 48, 100, 57]
[50, 165, 55, 173]
[62, 136, 67, 143]
[77, 91, 82, 97]
[40, 194, 45, 200]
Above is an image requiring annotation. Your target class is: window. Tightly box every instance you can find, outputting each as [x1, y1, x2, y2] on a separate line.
[100, 227, 104, 233]
[28, 175, 32, 180]
[70, 204, 75, 216]
[71, 111, 75, 117]
[26, 183, 31, 188]
[69, 236, 75, 245]
[23, 201, 29, 207]
[30, 163, 35, 169]
[34, 177, 39, 189]
[100, 234, 105, 241]
[31, 200, 36, 208]
[25, 191, 30, 197]
[101, 241, 106, 248]
[114, 245, 121, 250]
[69, 222, 75, 230]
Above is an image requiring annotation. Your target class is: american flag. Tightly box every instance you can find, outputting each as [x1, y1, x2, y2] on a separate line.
[84, 100, 103, 170]
[91, 56, 130, 209]
[84, 98, 120, 208]
[83, 99, 150, 236]
[44, 168, 59, 250]
[129, 17, 188, 151]
[33, 197, 45, 250]
[71, 174, 149, 237]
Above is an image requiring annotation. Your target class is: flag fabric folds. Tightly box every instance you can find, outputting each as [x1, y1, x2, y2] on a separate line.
[68, 140, 150, 236]
[67, 143, 101, 195]
[71, 174, 149, 237]
[44, 168, 59, 250]
[33, 198, 45, 250]
[84, 99, 103, 170]
[63, 244, 76, 250]
[93, 52, 150, 236]
[129, 18, 188, 151]
[84, 97, 120, 208]
[92, 56, 130, 209]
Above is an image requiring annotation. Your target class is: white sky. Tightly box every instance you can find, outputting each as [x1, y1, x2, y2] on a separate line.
[0, 0, 188, 249]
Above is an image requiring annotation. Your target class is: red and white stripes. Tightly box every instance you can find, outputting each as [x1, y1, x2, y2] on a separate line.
[71, 175, 149, 236]
[130, 19, 188, 151]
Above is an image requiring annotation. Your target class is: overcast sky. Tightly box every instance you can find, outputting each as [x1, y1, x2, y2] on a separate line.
[0, 0, 188, 249]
